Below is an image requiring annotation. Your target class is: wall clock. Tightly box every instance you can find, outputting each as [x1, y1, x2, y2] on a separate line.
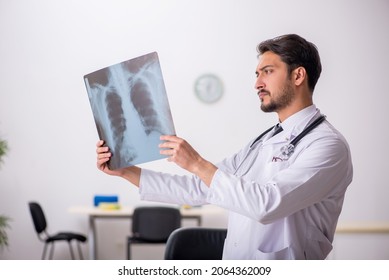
[194, 74, 223, 104]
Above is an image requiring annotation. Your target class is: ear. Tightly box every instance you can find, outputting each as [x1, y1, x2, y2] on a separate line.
[292, 67, 307, 87]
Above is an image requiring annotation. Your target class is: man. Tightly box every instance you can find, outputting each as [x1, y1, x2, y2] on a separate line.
[96, 34, 353, 259]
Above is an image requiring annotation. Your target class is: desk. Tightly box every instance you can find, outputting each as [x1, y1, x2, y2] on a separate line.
[69, 205, 225, 260]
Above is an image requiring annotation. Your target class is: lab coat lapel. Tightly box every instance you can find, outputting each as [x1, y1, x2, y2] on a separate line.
[263, 128, 290, 145]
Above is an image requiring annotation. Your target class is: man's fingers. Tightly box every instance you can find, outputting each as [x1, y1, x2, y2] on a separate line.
[159, 141, 178, 150]
[97, 152, 111, 160]
[96, 140, 105, 147]
[160, 148, 175, 156]
[160, 135, 183, 143]
[96, 146, 109, 154]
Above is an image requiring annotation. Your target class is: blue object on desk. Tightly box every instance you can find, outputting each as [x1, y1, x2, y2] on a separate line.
[93, 195, 118, 207]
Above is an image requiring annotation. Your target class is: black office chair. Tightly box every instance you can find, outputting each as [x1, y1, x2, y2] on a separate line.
[127, 206, 181, 259]
[28, 201, 87, 260]
[164, 227, 227, 260]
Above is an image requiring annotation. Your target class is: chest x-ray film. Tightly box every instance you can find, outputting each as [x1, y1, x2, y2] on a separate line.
[84, 52, 176, 169]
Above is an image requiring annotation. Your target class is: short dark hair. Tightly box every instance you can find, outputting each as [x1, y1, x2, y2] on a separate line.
[257, 34, 322, 92]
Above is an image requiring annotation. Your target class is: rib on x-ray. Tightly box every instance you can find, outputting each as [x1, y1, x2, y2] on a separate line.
[84, 52, 175, 169]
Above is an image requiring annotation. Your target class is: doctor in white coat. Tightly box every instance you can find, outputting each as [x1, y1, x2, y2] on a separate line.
[96, 34, 353, 260]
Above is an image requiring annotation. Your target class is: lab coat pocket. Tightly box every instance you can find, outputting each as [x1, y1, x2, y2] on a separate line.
[263, 160, 290, 181]
[254, 246, 291, 260]
[305, 226, 333, 259]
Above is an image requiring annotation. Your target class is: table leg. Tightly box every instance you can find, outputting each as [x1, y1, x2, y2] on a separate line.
[89, 215, 97, 260]
[197, 216, 202, 227]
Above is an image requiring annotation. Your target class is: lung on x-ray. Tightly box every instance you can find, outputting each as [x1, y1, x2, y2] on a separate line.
[84, 52, 176, 170]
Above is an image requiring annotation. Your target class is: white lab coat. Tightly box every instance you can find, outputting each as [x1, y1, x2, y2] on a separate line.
[139, 105, 353, 259]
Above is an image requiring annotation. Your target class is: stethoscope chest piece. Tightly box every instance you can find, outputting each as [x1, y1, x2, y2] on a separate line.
[279, 115, 326, 160]
[280, 143, 295, 160]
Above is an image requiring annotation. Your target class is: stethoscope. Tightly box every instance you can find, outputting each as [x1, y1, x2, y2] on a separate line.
[233, 115, 326, 175]
[251, 114, 326, 158]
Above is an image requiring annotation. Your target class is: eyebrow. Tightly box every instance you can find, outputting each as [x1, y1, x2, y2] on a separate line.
[255, 64, 275, 75]
[257, 65, 275, 72]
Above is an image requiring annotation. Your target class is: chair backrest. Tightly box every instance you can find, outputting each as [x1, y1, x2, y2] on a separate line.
[28, 202, 47, 234]
[164, 227, 227, 260]
[132, 206, 181, 242]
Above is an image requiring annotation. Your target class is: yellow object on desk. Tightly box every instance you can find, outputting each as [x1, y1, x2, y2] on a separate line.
[98, 203, 121, 210]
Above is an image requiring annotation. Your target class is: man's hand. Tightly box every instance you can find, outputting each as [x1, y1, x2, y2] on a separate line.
[96, 140, 141, 186]
[96, 140, 121, 176]
[159, 135, 217, 186]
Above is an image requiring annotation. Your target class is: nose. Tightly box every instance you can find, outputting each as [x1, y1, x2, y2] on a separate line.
[255, 76, 265, 91]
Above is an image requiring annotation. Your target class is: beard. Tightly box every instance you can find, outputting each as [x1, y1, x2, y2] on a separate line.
[260, 79, 295, 113]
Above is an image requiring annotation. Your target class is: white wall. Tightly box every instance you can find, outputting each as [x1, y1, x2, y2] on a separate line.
[0, 0, 388, 260]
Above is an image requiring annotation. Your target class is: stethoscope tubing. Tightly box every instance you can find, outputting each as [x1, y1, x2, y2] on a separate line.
[235, 115, 327, 175]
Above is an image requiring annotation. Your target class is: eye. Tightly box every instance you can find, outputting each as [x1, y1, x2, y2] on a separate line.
[264, 69, 273, 75]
